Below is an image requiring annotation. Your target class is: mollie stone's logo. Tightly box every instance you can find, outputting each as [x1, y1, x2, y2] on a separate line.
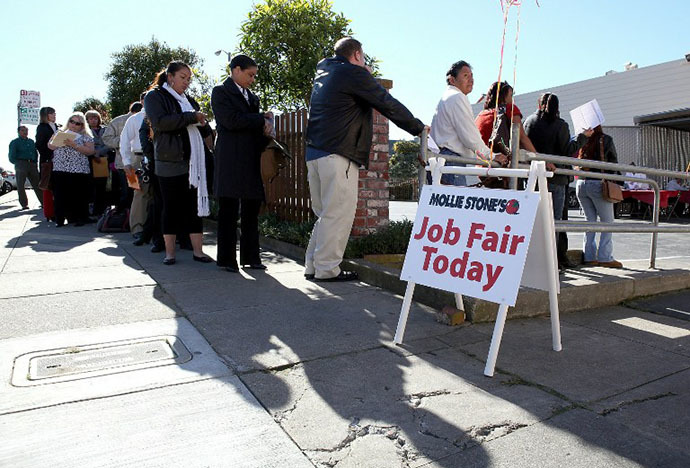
[505, 199, 520, 215]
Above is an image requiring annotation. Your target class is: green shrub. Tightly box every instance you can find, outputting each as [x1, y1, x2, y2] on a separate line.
[258, 213, 315, 248]
[258, 214, 414, 258]
[344, 220, 413, 258]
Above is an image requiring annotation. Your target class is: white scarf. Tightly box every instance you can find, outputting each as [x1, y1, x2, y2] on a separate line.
[163, 82, 209, 217]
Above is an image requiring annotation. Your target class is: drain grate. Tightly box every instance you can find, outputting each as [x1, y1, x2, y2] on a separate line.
[13, 336, 192, 386]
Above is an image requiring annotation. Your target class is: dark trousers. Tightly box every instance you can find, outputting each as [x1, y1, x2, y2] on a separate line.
[158, 174, 203, 235]
[112, 169, 132, 211]
[141, 173, 164, 246]
[14, 160, 43, 208]
[92, 177, 108, 217]
[217, 197, 262, 267]
[558, 194, 569, 262]
[52, 172, 90, 224]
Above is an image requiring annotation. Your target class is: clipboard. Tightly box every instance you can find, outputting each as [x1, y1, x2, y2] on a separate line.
[49, 130, 79, 147]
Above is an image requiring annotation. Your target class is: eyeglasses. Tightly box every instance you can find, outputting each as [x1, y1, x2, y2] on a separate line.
[69, 119, 84, 127]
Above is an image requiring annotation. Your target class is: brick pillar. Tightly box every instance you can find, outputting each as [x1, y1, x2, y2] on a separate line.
[352, 78, 392, 237]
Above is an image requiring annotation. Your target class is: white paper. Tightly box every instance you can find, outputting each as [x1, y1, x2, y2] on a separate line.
[569, 99, 605, 135]
[49, 130, 79, 147]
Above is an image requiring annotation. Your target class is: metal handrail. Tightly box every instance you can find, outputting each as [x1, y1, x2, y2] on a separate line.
[416, 128, 690, 268]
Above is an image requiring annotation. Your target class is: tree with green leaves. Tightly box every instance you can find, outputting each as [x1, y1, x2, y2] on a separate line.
[105, 37, 203, 117]
[236, 0, 353, 111]
[389, 140, 421, 179]
[73, 97, 112, 124]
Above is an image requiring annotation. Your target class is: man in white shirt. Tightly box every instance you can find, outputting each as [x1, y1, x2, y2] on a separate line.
[119, 100, 151, 241]
[430, 60, 492, 186]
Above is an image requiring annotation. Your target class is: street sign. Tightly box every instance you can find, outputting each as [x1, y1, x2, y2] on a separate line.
[19, 107, 40, 125]
[20, 90, 40, 108]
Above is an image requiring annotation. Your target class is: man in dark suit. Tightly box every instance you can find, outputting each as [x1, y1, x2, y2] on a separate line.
[211, 54, 273, 272]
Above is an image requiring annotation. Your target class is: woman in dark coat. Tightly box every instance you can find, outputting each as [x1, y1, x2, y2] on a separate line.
[144, 61, 214, 265]
[211, 54, 271, 272]
[35, 107, 58, 221]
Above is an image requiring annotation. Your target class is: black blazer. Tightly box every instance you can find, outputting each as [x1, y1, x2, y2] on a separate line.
[211, 77, 268, 200]
[35, 123, 55, 164]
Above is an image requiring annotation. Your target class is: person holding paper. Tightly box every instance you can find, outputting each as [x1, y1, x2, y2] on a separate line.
[430, 60, 491, 186]
[575, 126, 622, 268]
[144, 61, 214, 265]
[48, 112, 95, 227]
[524, 93, 591, 270]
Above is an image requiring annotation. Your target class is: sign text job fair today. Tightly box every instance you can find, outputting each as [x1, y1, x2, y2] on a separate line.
[401, 186, 540, 306]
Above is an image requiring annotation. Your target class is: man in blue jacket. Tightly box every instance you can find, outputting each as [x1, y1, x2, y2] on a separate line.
[8, 126, 42, 210]
[305, 37, 426, 281]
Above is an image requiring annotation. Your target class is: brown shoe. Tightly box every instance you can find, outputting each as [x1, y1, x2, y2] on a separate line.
[583, 260, 599, 266]
[599, 260, 623, 268]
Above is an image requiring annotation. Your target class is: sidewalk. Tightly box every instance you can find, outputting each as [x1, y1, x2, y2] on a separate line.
[1, 191, 689, 467]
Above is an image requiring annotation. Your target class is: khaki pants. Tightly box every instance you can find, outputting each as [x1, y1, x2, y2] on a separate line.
[305, 154, 359, 279]
[130, 180, 152, 235]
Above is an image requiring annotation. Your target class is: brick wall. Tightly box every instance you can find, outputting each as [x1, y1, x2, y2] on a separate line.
[352, 78, 392, 237]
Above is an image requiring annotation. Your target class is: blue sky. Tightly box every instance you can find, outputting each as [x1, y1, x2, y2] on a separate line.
[1, 0, 687, 169]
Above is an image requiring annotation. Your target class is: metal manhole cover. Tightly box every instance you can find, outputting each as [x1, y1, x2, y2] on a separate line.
[12, 336, 192, 386]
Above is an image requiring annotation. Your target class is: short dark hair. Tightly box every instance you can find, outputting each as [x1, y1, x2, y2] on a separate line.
[446, 60, 471, 85]
[334, 37, 362, 59]
[17, 125, 27, 132]
[140, 91, 147, 101]
[230, 54, 257, 70]
[130, 102, 143, 113]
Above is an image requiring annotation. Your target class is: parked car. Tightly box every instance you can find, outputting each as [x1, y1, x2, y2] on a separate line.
[567, 180, 579, 209]
[0, 168, 11, 195]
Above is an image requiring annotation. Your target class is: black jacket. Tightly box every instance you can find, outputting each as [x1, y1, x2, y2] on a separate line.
[524, 114, 587, 186]
[35, 123, 55, 164]
[306, 55, 424, 168]
[211, 78, 268, 200]
[144, 87, 211, 163]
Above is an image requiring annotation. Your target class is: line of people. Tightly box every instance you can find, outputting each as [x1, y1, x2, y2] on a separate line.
[9, 35, 622, 278]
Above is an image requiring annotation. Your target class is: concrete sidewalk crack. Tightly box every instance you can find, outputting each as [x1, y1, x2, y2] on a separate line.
[600, 391, 677, 416]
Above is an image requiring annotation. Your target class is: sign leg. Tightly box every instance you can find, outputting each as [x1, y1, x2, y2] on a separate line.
[454, 293, 465, 312]
[484, 304, 510, 377]
[394, 282, 416, 344]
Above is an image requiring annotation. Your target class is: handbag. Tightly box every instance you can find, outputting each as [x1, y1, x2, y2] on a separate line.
[260, 138, 292, 185]
[39, 161, 52, 191]
[598, 137, 623, 203]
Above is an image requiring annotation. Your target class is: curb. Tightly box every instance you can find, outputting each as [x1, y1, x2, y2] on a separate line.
[258, 235, 690, 323]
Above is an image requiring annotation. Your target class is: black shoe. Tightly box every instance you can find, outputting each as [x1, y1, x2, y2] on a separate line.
[223, 265, 239, 273]
[193, 255, 214, 263]
[163, 257, 176, 265]
[20, 206, 29, 211]
[150, 244, 164, 253]
[315, 271, 359, 282]
[242, 263, 267, 270]
[133, 238, 147, 246]
[305, 273, 315, 280]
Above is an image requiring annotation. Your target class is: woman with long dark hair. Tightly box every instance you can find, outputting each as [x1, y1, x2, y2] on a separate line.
[35, 107, 57, 221]
[524, 93, 591, 270]
[575, 125, 622, 268]
[48, 112, 95, 226]
[475, 81, 537, 155]
[143, 61, 213, 265]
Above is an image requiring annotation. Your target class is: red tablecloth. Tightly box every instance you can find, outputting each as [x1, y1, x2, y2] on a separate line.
[679, 191, 690, 204]
[621, 190, 679, 208]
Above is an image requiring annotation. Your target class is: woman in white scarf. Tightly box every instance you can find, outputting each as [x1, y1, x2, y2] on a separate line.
[144, 61, 214, 266]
